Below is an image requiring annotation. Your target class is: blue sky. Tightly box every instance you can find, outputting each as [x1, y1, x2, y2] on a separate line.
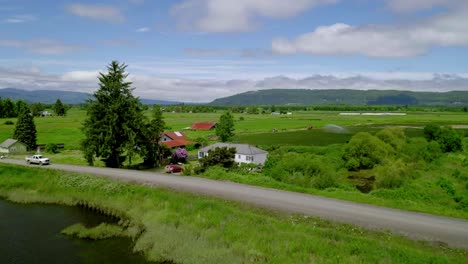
[1, 0, 467, 102]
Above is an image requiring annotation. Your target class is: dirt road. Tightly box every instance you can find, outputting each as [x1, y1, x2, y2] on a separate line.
[1, 159, 467, 249]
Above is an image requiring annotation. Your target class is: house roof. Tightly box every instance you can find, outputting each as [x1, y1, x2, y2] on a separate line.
[162, 131, 187, 140]
[161, 139, 193, 148]
[199, 143, 267, 155]
[191, 122, 217, 130]
[0, 139, 19, 148]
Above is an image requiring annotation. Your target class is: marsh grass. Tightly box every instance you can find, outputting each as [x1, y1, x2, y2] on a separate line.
[61, 223, 126, 240]
[0, 164, 467, 264]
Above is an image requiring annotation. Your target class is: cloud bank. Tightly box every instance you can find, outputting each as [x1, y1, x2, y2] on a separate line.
[1, 67, 467, 103]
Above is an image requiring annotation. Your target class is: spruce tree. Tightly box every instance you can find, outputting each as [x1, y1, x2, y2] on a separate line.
[141, 105, 166, 167]
[53, 99, 66, 116]
[13, 108, 37, 151]
[82, 61, 145, 168]
[216, 111, 235, 142]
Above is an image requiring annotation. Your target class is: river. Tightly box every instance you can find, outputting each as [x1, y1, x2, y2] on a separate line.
[0, 199, 154, 264]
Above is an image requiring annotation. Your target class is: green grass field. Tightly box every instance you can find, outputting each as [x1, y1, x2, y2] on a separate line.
[1, 108, 467, 150]
[1, 164, 466, 264]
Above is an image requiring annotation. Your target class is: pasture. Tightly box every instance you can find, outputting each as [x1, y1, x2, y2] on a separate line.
[1, 108, 468, 150]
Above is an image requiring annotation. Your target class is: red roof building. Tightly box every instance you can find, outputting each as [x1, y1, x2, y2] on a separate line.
[190, 122, 217, 130]
[160, 131, 193, 148]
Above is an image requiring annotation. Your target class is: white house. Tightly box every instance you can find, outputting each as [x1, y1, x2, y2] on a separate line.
[0, 139, 27, 154]
[198, 143, 268, 165]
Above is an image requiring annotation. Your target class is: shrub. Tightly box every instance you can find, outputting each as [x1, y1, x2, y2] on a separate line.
[4, 120, 14, 125]
[374, 159, 410, 189]
[437, 127, 463, 152]
[172, 147, 188, 163]
[45, 143, 59, 153]
[423, 124, 441, 141]
[267, 153, 340, 189]
[199, 147, 236, 170]
[421, 141, 442, 162]
[343, 132, 392, 170]
[376, 127, 406, 152]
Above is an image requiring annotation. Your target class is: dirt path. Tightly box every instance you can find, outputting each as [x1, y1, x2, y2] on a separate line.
[1, 159, 468, 249]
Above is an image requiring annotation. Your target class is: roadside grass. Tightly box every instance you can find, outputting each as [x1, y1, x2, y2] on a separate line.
[0, 164, 467, 264]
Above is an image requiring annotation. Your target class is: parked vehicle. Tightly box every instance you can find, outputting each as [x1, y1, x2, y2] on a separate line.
[25, 155, 50, 165]
[164, 164, 183, 173]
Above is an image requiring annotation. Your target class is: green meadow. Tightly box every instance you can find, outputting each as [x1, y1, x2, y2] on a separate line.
[1, 108, 467, 150]
[1, 164, 466, 264]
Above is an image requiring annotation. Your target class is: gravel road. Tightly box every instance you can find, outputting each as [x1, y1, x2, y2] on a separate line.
[1, 159, 467, 249]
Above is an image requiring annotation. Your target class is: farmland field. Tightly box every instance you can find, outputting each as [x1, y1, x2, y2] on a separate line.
[1, 108, 467, 150]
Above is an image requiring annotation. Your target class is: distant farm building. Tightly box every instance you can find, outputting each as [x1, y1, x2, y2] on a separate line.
[190, 122, 217, 130]
[160, 131, 195, 149]
[0, 139, 27, 154]
[198, 143, 268, 165]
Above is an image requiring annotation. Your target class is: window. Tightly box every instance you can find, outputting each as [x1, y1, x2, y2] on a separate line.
[246, 156, 254, 161]
[238, 155, 241, 159]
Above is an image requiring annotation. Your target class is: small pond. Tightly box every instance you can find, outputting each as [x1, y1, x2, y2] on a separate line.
[0, 199, 155, 264]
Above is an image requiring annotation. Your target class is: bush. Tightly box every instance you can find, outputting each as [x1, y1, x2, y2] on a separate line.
[45, 143, 59, 153]
[266, 153, 340, 189]
[343, 132, 392, 170]
[374, 159, 410, 189]
[421, 141, 442, 162]
[172, 147, 188, 163]
[199, 147, 236, 170]
[376, 127, 406, 152]
[423, 124, 441, 141]
[437, 127, 463, 152]
[4, 120, 14, 125]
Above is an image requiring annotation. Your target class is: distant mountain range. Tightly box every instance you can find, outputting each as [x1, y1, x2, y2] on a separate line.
[0, 88, 180, 105]
[210, 89, 468, 106]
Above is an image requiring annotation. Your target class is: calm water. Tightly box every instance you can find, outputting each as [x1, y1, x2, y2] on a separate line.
[0, 199, 154, 264]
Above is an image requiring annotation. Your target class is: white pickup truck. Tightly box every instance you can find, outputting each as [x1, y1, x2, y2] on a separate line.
[25, 155, 50, 165]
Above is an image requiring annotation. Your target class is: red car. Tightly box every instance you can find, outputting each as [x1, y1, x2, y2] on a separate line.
[164, 164, 183, 173]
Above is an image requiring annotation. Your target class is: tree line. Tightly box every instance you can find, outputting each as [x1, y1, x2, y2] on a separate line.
[0, 97, 68, 118]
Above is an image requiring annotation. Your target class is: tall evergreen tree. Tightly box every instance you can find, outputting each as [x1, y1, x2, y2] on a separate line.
[13, 108, 37, 151]
[15, 100, 29, 116]
[53, 99, 67, 116]
[82, 61, 145, 168]
[141, 105, 166, 167]
[216, 111, 235, 142]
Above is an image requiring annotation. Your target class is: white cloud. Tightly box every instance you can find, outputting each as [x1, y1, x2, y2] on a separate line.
[136, 27, 150, 32]
[272, 7, 468, 58]
[171, 0, 338, 32]
[3, 14, 36, 23]
[386, 0, 462, 13]
[67, 4, 125, 23]
[0, 39, 84, 55]
[1, 66, 467, 102]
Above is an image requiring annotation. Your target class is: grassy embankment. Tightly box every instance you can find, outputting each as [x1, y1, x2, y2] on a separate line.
[0, 164, 467, 264]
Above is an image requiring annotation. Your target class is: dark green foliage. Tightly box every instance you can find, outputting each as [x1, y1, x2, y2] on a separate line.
[53, 99, 67, 116]
[141, 105, 166, 168]
[423, 124, 441, 141]
[82, 61, 146, 168]
[45, 143, 59, 154]
[2, 98, 16, 118]
[199, 147, 236, 169]
[424, 125, 463, 152]
[29, 102, 45, 116]
[4, 120, 14, 125]
[437, 127, 463, 152]
[343, 132, 392, 170]
[216, 111, 235, 142]
[15, 100, 29, 116]
[13, 108, 37, 151]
